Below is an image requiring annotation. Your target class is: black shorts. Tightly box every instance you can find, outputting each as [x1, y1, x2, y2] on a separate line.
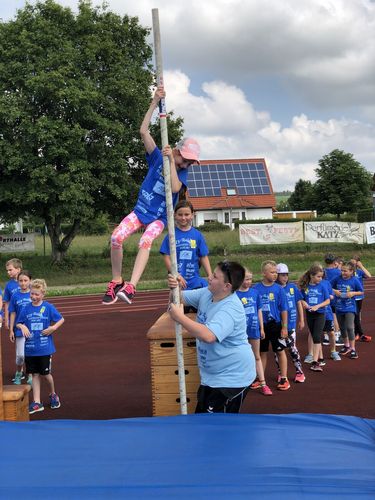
[25, 355, 52, 375]
[324, 319, 334, 332]
[195, 385, 250, 414]
[260, 320, 287, 353]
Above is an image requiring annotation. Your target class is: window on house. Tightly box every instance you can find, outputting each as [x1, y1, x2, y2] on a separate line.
[226, 188, 236, 195]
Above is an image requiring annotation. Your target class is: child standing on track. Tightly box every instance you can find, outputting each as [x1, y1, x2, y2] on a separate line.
[350, 255, 371, 343]
[160, 200, 211, 290]
[16, 279, 64, 414]
[102, 86, 200, 306]
[253, 260, 290, 391]
[298, 264, 330, 372]
[237, 268, 272, 396]
[3, 258, 22, 330]
[9, 270, 32, 385]
[275, 263, 306, 383]
[331, 261, 363, 359]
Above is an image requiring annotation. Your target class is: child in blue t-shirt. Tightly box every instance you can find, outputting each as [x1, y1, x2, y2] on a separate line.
[331, 261, 363, 359]
[253, 260, 290, 391]
[350, 255, 371, 342]
[0, 285, 3, 330]
[9, 270, 32, 385]
[275, 263, 305, 383]
[17, 279, 64, 414]
[323, 253, 343, 346]
[298, 263, 330, 372]
[102, 86, 200, 306]
[160, 200, 211, 291]
[3, 258, 22, 330]
[237, 268, 271, 396]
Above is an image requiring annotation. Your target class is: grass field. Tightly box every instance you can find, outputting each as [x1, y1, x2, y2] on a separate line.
[1, 231, 375, 295]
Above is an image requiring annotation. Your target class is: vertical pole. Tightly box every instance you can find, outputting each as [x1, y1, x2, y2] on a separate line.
[152, 9, 187, 415]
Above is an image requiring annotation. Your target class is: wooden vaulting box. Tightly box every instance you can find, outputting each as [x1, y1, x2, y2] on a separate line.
[147, 312, 199, 416]
[3, 385, 31, 422]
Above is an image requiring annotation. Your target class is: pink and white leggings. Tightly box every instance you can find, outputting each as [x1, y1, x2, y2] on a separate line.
[111, 211, 164, 250]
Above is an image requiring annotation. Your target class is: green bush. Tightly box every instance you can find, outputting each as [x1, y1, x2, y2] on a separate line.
[357, 208, 374, 223]
[198, 221, 231, 232]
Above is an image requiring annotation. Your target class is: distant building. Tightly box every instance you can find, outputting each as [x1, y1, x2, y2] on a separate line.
[186, 158, 276, 228]
[273, 210, 317, 220]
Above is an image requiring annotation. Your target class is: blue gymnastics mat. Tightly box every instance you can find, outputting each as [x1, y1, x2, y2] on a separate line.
[0, 413, 374, 499]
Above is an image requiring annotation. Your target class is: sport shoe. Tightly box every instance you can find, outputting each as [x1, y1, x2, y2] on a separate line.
[294, 372, 306, 383]
[310, 362, 323, 372]
[304, 354, 314, 364]
[12, 371, 25, 382]
[102, 280, 124, 305]
[49, 393, 61, 409]
[116, 282, 136, 304]
[330, 351, 341, 361]
[261, 384, 273, 396]
[29, 402, 44, 414]
[335, 333, 344, 346]
[350, 350, 359, 359]
[339, 346, 351, 355]
[27, 374, 33, 385]
[360, 335, 371, 342]
[13, 371, 23, 385]
[250, 380, 262, 390]
[318, 358, 326, 367]
[322, 334, 330, 346]
[277, 378, 290, 391]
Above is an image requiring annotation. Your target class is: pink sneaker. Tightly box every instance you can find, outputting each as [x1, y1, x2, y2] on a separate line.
[261, 384, 273, 396]
[116, 282, 136, 304]
[294, 372, 306, 383]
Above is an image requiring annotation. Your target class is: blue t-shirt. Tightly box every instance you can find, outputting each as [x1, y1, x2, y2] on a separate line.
[183, 288, 256, 388]
[3, 279, 19, 302]
[8, 290, 31, 338]
[300, 282, 329, 314]
[18, 301, 63, 356]
[236, 288, 261, 339]
[253, 282, 288, 324]
[321, 279, 334, 321]
[133, 147, 188, 226]
[281, 282, 303, 331]
[160, 226, 209, 290]
[354, 269, 367, 300]
[324, 267, 341, 284]
[331, 276, 363, 314]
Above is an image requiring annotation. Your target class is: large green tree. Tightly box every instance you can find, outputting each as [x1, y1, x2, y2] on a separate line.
[314, 149, 372, 218]
[0, 0, 183, 261]
[288, 179, 315, 211]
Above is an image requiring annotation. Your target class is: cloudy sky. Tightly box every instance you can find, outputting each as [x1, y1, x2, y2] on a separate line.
[1, 0, 375, 190]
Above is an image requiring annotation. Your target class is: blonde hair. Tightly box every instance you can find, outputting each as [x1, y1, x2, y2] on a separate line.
[261, 260, 277, 272]
[6, 258, 22, 269]
[31, 279, 47, 294]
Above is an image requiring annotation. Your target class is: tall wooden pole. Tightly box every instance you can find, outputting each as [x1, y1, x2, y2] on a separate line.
[152, 9, 187, 415]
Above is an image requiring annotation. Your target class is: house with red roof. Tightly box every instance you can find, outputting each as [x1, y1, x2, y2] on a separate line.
[186, 158, 276, 228]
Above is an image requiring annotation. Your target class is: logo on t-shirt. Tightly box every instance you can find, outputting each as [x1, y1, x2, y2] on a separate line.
[190, 239, 197, 249]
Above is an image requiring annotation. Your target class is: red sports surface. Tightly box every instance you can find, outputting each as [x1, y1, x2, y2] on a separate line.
[2, 283, 375, 420]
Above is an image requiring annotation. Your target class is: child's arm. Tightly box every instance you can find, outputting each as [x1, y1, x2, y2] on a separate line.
[199, 256, 212, 278]
[9, 311, 16, 342]
[309, 298, 330, 312]
[297, 300, 305, 331]
[140, 86, 165, 154]
[16, 323, 31, 338]
[168, 303, 216, 343]
[258, 308, 265, 339]
[163, 144, 182, 193]
[164, 255, 187, 289]
[280, 310, 288, 338]
[4, 302, 9, 330]
[42, 317, 65, 336]
[357, 261, 371, 278]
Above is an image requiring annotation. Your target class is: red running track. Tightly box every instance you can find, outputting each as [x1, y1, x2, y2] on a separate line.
[1, 283, 375, 420]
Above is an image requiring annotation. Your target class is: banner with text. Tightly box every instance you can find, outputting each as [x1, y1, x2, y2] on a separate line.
[304, 222, 364, 244]
[239, 222, 304, 245]
[365, 222, 375, 244]
[0, 233, 35, 253]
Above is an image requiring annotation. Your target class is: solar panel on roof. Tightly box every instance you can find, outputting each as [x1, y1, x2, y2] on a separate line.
[187, 161, 271, 197]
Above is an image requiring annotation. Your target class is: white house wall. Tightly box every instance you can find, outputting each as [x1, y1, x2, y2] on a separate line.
[194, 208, 272, 227]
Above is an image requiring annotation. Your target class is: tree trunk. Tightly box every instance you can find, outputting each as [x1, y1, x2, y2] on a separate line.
[45, 217, 81, 263]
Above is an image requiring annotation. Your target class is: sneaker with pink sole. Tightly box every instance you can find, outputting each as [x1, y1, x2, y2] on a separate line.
[261, 384, 273, 396]
[117, 282, 136, 304]
[294, 373, 306, 383]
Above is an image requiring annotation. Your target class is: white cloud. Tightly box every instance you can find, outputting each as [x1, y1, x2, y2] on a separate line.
[164, 71, 375, 190]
